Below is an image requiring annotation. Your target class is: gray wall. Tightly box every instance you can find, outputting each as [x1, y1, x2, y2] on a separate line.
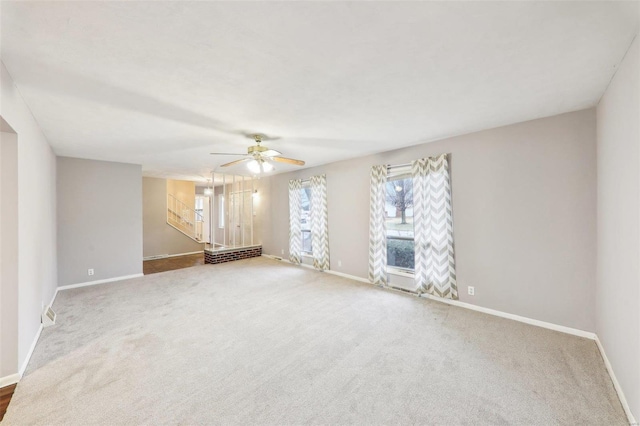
[57, 157, 142, 286]
[0, 130, 19, 378]
[0, 61, 58, 377]
[262, 108, 597, 332]
[143, 177, 204, 258]
[596, 35, 639, 419]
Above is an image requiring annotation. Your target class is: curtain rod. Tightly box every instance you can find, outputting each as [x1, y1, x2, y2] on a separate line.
[387, 163, 411, 170]
[386, 154, 450, 169]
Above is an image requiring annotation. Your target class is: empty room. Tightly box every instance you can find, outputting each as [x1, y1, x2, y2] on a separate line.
[0, 1, 639, 425]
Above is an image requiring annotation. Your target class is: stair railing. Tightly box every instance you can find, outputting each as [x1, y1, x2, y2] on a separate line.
[167, 194, 204, 242]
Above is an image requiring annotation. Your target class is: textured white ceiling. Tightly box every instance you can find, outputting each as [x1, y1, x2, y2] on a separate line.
[1, 1, 638, 180]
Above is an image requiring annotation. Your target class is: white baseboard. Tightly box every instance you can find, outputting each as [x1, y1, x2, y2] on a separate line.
[325, 269, 369, 284]
[0, 373, 21, 388]
[19, 323, 43, 376]
[595, 336, 637, 425]
[418, 293, 596, 340]
[262, 254, 284, 261]
[262, 254, 318, 271]
[167, 250, 203, 258]
[143, 250, 203, 261]
[143, 254, 167, 260]
[58, 273, 144, 291]
[48, 286, 59, 310]
[1, 288, 60, 388]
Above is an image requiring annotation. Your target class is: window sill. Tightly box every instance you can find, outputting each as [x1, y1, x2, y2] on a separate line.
[301, 253, 314, 259]
[387, 268, 414, 278]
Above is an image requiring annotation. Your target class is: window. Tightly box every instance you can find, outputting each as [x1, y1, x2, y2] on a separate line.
[300, 183, 312, 254]
[195, 197, 204, 217]
[385, 170, 414, 271]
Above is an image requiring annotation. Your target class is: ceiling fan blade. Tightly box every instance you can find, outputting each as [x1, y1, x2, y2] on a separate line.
[261, 149, 282, 157]
[220, 158, 251, 167]
[210, 152, 246, 156]
[271, 156, 305, 166]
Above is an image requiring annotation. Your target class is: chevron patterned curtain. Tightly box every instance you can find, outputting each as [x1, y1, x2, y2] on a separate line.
[288, 179, 302, 264]
[369, 165, 388, 285]
[412, 154, 458, 299]
[310, 174, 330, 271]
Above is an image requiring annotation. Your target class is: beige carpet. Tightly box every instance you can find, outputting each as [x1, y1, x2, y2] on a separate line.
[4, 257, 627, 425]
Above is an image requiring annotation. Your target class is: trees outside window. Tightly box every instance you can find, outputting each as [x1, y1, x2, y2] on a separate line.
[385, 176, 414, 270]
[386, 178, 413, 224]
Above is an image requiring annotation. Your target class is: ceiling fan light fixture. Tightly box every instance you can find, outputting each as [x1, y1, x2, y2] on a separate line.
[247, 159, 261, 174]
[247, 158, 274, 174]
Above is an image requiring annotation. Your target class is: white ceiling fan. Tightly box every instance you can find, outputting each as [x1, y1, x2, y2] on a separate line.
[210, 134, 305, 174]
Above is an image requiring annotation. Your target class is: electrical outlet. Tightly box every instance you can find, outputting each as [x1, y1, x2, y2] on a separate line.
[467, 286, 475, 296]
[88, 268, 94, 276]
[338, 260, 342, 267]
[281, 249, 284, 255]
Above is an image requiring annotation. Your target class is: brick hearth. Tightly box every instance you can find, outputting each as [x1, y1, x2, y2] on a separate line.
[204, 245, 262, 265]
